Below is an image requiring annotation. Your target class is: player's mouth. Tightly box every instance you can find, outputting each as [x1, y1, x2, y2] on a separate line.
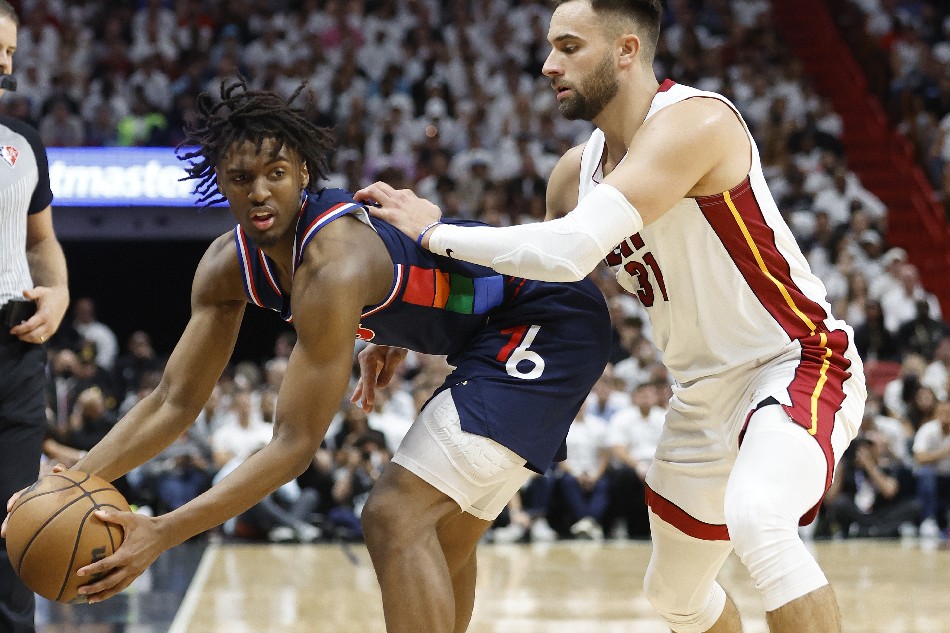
[553, 84, 573, 101]
[250, 209, 275, 230]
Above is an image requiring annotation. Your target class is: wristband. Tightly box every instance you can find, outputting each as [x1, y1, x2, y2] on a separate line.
[417, 221, 442, 246]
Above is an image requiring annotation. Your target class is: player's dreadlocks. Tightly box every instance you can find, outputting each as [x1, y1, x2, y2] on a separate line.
[178, 76, 334, 208]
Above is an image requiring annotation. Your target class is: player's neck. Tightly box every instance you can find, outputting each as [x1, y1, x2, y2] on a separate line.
[595, 77, 659, 173]
[260, 240, 296, 284]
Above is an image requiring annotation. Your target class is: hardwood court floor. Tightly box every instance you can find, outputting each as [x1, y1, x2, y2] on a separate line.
[40, 538, 950, 633]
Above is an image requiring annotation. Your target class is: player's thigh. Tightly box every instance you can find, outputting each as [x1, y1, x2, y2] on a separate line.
[388, 388, 531, 522]
[727, 405, 829, 522]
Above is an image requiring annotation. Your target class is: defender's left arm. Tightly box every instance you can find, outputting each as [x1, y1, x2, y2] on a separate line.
[363, 99, 749, 282]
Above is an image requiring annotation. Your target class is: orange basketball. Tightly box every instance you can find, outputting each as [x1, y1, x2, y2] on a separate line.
[4, 470, 129, 603]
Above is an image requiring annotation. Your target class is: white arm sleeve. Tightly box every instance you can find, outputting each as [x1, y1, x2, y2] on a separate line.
[428, 183, 644, 282]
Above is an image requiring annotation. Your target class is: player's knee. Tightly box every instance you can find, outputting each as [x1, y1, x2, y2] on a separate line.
[644, 569, 726, 633]
[360, 487, 402, 551]
[724, 488, 829, 610]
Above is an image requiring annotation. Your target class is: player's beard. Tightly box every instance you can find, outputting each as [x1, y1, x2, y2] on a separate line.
[558, 53, 620, 121]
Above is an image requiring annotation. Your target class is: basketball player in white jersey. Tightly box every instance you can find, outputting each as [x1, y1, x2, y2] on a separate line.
[355, 1, 867, 632]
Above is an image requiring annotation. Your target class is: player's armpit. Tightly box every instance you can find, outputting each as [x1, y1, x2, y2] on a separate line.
[545, 144, 585, 220]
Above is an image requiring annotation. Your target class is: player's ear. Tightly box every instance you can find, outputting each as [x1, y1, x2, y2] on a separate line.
[300, 163, 310, 190]
[618, 33, 640, 67]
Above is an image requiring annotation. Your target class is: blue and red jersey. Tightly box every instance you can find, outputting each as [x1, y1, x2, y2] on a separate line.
[233, 187, 612, 471]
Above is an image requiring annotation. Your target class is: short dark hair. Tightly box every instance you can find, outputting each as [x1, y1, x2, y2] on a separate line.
[556, 0, 663, 54]
[0, 0, 18, 26]
[178, 76, 334, 208]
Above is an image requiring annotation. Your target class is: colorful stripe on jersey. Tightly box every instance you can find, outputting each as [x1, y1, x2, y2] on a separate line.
[699, 178, 850, 448]
[401, 265, 504, 314]
[293, 200, 364, 271]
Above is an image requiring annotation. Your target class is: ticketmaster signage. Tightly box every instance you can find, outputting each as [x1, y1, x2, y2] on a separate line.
[47, 147, 211, 207]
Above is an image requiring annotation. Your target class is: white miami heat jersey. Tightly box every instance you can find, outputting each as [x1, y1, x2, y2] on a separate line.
[579, 80, 854, 384]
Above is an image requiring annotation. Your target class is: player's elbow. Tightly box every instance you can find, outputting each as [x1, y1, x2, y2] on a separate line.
[492, 244, 593, 282]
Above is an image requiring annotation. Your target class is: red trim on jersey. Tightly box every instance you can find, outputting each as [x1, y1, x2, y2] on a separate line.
[235, 227, 264, 308]
[700, 178, 851, 497]
[698, 179, 828, 340]
[361, 264, 404, 318]
[645, 485, 730, 541]
[657, 78, 677, 92]
[258, 251, 281, 295]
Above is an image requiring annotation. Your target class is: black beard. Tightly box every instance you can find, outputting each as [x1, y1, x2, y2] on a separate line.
[558, 55, 620, 121]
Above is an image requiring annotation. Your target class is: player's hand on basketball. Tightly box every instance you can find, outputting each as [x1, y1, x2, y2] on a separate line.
[351, 344, 409, 412]
[75, 510, 162, 603]
[354, 182, 443, 249]
[1, 464, 66, 537]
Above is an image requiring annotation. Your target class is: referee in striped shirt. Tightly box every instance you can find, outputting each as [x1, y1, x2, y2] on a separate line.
[0, 2, 69, 631]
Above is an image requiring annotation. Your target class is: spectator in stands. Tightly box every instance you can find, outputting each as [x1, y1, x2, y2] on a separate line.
[70, 297, 119, 371]
[128, 424, 214, 516]
[490, 473, 559, 544]
[822, 429, 920, 538]
[557, 408, 611, 541]
[585, 368, 628, 422]
[922, 337, 950, 400]
[907, 385, 940, 432]
[327, 429, 390, 541]
[51, 386, 116, 456]
[861, 391, 913, 467]
[117, 86, 167, 146]
[895, 299, 949, 360]
[912, 399, 950, 538]
[38, 95, 84, 146]
[880, 262, 943, 333]
[113, 330, 164, 403]
[210, 388, 272, 470]
[854, 299, 900, 362]
[606, 382, 666, 539]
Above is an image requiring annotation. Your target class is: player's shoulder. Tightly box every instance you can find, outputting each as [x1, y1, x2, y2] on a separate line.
[193, 231, 246, 303]
[648, 86, 739, 134]
[308, 186, 362, 211]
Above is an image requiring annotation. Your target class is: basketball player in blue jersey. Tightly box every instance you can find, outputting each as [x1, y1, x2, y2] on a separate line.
[2, 77, 610, 633]
[358, 2, 867, 633]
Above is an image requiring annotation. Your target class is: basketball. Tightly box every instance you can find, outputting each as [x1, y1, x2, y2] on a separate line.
[4, 470, 130, 603]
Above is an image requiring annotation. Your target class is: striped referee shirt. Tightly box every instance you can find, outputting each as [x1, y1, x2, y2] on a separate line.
[0, 115, 54, 306]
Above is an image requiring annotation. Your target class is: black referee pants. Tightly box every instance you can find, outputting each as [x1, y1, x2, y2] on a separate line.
[0, 337, 47, 633]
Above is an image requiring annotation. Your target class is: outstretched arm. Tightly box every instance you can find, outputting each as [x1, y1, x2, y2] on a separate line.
[74, 219, 391, 603]
[72, 235, 246, 483]
[357, 98, 750, 282]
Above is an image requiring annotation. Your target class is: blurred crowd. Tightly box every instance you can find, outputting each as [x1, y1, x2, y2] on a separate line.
[15, 0, 950, 543]
[836, 0, 950, 219]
